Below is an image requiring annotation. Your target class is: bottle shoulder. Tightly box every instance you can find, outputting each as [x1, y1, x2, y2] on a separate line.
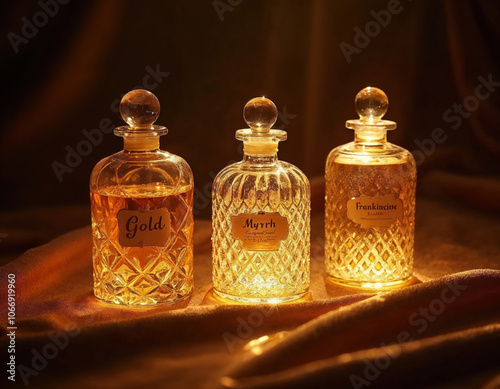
[214, 160, 310, 187]
[327, 141, 415, 166]
[90, 150, 193, 192]
[212, 159, 310, 207]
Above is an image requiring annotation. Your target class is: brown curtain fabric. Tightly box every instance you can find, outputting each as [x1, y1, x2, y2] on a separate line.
[0, 1, 499, 219]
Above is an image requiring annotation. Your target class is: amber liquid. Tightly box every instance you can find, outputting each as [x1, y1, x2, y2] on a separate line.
[325, 160, 416, 287]
[91, 184, 194, 305]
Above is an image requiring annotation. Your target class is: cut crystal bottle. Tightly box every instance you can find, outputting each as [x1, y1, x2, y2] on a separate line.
[212, 97, 311, 303]
[325, 87, 416, 288]
[90, 89, 194, 305]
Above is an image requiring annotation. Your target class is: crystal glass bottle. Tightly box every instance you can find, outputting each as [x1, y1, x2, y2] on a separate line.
[90, 89, 194, 305]
[212, 97, 311, 303]
[325, 87, 416, 288]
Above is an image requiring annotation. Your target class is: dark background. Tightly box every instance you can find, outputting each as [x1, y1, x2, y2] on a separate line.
[0, 0, 499, 255]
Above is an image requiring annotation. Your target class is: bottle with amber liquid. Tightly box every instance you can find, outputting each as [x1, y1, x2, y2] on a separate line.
[325, 87, 416, 288]
[212, 97, 310, 303]
[90, 89, 194, 305]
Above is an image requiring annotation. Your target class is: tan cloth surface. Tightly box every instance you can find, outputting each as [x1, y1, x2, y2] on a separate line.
[1, 184, 500, 388]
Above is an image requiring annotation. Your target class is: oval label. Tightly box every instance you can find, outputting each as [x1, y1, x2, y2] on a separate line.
[347, 194, 403, 229]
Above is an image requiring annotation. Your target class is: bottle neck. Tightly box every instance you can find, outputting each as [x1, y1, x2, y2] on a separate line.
[242, 140, 279, 164]
[243, 154, 278, 164]
[243, 140, 279, 155]
[354, 129, 387, 145]
[123, 136, 160, 151]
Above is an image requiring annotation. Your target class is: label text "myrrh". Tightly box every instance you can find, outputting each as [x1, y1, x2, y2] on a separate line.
[243, 219, 276, 230]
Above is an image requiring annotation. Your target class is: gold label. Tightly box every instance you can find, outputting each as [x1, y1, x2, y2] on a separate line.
[347, 195, 403, 229]
[117, 208, 171, 247]
[231, 212, 289, 251]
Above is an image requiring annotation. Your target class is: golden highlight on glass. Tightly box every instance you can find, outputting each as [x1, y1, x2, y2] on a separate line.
[212, 97, 311, 303]
[90, 89, 194, 305]
[325, 87, 416, 288]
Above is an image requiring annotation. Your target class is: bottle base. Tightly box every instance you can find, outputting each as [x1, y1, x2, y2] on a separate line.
[326, 274, 412, 290]
[94, 292, 192, 307]
[213, 289, 308, 304]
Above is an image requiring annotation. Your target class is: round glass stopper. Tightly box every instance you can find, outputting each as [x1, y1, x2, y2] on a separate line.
[243, 97, 278, 131]
[120, 89, 160, 128]
[355, 87, 388, 122]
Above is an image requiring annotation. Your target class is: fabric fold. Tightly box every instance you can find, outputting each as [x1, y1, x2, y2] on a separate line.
[221, 324, 500, 389]
[222, 270, 500, 388]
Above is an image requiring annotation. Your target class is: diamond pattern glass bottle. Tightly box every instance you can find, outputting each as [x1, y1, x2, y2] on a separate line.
[325, 87, 416, 288]
[90, 90, 194, 305]
[212, 97, 310, 303]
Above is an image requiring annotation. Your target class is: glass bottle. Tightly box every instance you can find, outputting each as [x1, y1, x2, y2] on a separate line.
[212, 97, 311, 303]
[90, 89, 194, 305]
[325, 87, 416, 288]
